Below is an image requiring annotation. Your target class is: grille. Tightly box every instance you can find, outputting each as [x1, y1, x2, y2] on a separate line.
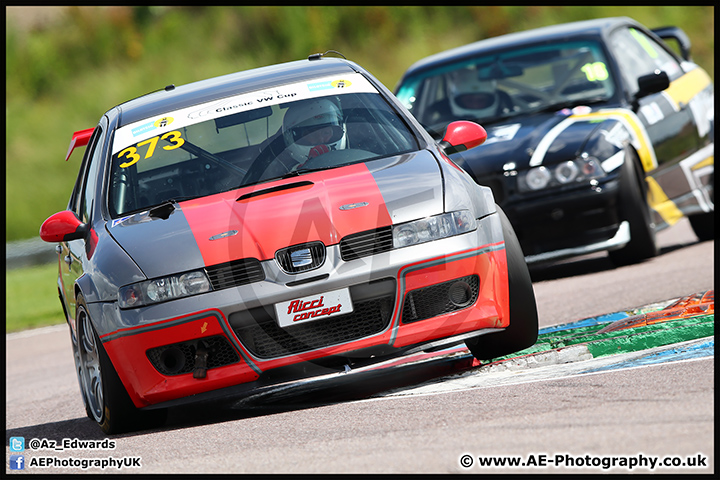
[402, 275, 479, 323]
[146, 335, 239, 376]
[275, 242, 326, 274]
[205, 258, 265, 290]
[340, 226, 393, 261]
[234, 295, 395, 359]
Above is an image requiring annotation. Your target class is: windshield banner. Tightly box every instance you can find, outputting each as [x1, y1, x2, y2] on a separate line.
[112, 73, 376, 154]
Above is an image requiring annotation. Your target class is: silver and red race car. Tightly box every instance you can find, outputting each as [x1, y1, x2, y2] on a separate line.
[40, 54, 538, 434]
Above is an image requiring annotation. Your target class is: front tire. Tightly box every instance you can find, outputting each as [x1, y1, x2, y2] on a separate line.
[465, 206, 538, 361]
[69, 321, 94, 420]
[688, 212, 714, 242]
[608, 149, 658, 266]
[76, 294, 167, 434]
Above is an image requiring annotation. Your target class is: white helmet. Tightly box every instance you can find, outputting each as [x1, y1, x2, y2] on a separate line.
[282, 98, 346, 162]
[448, 69, 499, 119]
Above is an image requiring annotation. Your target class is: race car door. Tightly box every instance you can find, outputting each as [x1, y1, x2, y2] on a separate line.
[608, 24, 713, 224]
[60, 124, 105, 327]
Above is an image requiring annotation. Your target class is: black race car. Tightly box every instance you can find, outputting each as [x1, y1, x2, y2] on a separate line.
[395, 17, 714, 265]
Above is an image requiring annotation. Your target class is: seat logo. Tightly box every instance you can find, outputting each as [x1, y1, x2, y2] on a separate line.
[291, 248, 313, 268]
[276, 242, 325, 273]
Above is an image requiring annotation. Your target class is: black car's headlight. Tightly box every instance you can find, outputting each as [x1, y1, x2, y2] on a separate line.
[518, 156, 606, 192]
[392, 210, 477, 248]
[119, 270, 212, 309]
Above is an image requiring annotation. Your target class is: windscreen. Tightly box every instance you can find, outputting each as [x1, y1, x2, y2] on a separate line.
[108, 73, 418, 218]
[396, 40, 615, 136]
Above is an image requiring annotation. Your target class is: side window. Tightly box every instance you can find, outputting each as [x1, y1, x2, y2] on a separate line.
[609, 27, 683, 95]
[76, 127, 105, 224]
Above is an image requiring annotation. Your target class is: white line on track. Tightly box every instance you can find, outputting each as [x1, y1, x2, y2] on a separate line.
[365, 337, 713, 401]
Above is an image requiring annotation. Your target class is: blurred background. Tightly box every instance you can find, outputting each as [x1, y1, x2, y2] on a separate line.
[4, 6, 714, 330]
[6, 5, 714, 243]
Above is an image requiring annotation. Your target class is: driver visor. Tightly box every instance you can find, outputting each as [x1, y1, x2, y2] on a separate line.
[291, 123, 344, 145]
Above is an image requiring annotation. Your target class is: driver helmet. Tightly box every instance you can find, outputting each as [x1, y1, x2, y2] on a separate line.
[282, 98, 346, 162]
[447, 69, 499, 118]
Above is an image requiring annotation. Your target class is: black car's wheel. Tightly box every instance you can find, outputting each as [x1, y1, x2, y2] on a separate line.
[76, 294, 167, 434]
[465, 206, 538, 361]
[608, 149, 658, 266]
[688, 212, 714, 241]
[687, 172, 713, 242]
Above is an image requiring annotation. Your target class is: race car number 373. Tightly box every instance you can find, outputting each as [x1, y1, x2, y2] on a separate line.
[275, 288, 354, 327]
[39, 54, 537, 435]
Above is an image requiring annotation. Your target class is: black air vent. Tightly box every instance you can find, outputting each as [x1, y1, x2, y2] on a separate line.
[146, 336, 239, 376]
[340, 226, 393, 261]
[233, 294, 394, 359]
[402, 275, 479, 323]
[205, 258, 265, 290]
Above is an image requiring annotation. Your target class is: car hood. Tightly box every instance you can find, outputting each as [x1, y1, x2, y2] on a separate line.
[107, 150, 444, 278]
[452, 110, 600, 176]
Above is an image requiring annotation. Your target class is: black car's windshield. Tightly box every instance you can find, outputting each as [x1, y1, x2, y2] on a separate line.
[396, 40, 615, 135]
[108, 73, 418, 218]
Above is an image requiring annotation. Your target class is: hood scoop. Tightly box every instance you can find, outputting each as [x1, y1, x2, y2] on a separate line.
[237, 181, 314, 202]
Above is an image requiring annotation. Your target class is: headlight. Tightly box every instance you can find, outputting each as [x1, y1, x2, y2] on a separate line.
[554, 161, 579, 183]
[518, 156, 606, 192]
[119, 270, 212, 309]
[393, 210, 477, 248]
[524, 166, 551, 190]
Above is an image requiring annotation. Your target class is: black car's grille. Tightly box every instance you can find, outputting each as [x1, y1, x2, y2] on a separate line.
[340, 226, 393, 261]
[234, 295, 395, 359]
[146, 335, 239, 376]
[205, 258, 265, 290]
[275, 242, 326, 274]
[402, 275, 479, 323]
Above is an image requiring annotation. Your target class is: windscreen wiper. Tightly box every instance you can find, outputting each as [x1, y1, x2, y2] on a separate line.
[148, 197, 197, 219]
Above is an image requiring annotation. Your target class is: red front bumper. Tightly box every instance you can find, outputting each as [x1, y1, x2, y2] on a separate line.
[102, 244, 509, 408]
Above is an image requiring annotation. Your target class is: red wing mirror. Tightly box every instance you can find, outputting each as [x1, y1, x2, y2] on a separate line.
[40, 210, 88, 242]
[439, 121, 487, 154]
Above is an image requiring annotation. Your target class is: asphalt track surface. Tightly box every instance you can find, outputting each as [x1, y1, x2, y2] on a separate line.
[5, 217, 714, 473]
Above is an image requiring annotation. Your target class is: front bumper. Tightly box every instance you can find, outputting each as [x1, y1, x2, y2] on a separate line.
[503, 176, 625, 262]
[97, 212, 511, 409]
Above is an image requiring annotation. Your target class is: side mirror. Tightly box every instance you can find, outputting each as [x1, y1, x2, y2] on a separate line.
[40, 210, 88, 242]
[632, 70, 670, 110]
[439, 121, 487, 155]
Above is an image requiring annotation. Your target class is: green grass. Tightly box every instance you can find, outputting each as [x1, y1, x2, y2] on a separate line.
[5, 264, 66, 333]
